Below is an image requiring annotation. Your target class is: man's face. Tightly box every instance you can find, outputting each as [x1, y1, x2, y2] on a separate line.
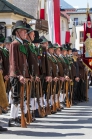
[62, 50, 67, 56]
[55, 48, 61, 56]
[41, 42, 48, 50]
[5, 43, 11, 50]
[29, 31, 35, 42]
[48, 48, 54, 54]
[72, 51, 78, 56]
[16, 29, 27, 40]
[68, 50, 72, 55]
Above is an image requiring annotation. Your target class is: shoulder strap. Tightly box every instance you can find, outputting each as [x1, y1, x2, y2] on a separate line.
[29, 44, 37, 56]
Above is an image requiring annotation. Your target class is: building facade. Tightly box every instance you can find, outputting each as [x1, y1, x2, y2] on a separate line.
[0, 0, 34, 37]
[7, 0, 38, 18]
[68, 8, 92, 51]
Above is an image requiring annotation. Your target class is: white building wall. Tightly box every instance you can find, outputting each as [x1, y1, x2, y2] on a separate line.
[69, 13, 92, 50]
[75, 26, 84, 50]
[70, 14, 87, 23]
[60, 16, 69, 45]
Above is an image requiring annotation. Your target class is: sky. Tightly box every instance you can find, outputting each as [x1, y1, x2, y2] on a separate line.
[64, 0, 92, 8]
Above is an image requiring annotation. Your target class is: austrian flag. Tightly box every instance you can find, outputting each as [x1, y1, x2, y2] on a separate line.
[47, 0, 61, 44]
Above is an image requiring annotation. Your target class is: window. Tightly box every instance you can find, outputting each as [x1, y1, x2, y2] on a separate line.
[0, 22, 6, 37]
[80, 46, 83, 54]
[74, 18, 78, 26]
[80, 31, 84, 43]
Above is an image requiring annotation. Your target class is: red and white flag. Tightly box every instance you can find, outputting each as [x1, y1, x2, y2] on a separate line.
[40, 0, 45, 19]
[47, 0, 55, 43]
[47, 0, 61, 44]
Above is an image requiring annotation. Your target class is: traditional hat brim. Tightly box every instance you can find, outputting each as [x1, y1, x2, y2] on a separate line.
[54, 46, 61, 49]
[12, 26, 30, 35]
[32, 38, 43, 43]
[40, 39, 49, 43]
[4, 40, 12, 43]
[27, 29, 35, 34]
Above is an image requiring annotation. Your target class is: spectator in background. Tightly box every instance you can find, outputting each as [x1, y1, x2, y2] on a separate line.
[23, 18, 30, 28]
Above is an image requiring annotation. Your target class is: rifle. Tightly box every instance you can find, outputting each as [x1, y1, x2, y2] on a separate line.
[26, 81, 32, 124]
[20, 64, 27, 128]
[57, 80, 62, 109]
[46, 82, 51, 115]
[39, 81, 46, 117]
[65, 80, 70, 108]
[31, 65, 36, 119]
[45, 67, 52, 115]
[35, 81, 42, 117]
[52, 63, 59, 112]
[52, 81, 57, 113]
[62, 81, 65, 104]
[70, 80, 73, 106]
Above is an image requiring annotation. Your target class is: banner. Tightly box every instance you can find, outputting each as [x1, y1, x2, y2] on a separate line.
[53, 0, 61, 44]
[47, 0, 55, 43]
[83, 11, 92, 70]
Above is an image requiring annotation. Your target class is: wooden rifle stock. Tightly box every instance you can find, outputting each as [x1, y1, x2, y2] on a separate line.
[20, 84, 27, 128]
[52, 81, 57, 112]
[26, 81, 32, 124]
[57, 80, 62, 109]
[46, 82, 51, 115]
[35, 81, 42, 117]
[20, 64, 27, 128]
[65, 81, 70, 108]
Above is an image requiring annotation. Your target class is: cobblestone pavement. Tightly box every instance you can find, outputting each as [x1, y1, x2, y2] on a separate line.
[0, 89, 92, 139]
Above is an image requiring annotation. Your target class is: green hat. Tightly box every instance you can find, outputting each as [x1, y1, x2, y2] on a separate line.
[27, 27, 34, 34]
[61, 44, 68, 51]
[53, 43, 60, 49]
[0, 34, 5, 43]
[4, 36, 12, 43]
[40, 36, 49, 43]
[66, 43, 72, 51]
[48, 42, 54, 49]
[12, 20, 30, 35]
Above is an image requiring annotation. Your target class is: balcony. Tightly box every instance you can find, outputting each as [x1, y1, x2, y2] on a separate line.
[35, 19, 48, 32]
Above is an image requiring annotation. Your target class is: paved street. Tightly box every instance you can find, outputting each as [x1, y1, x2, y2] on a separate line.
[0, 89, 92, 139]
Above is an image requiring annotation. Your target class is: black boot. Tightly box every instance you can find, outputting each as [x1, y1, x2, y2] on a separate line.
[8, 118, 21, 127]
[0, 126, 7, 132]
[2, 109, 8, 114]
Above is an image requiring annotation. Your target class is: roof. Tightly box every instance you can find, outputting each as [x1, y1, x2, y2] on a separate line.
[67, 8, 92, 14]
[61, 11, 70, 20]
[60, 0, 74, 9]
[0, 0, 35, 19]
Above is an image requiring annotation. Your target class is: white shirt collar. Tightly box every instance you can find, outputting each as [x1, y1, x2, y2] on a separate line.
[47, 52, 51, 56]
[59, 54, 63, 57]
[16, 37, 23, 44]
[54, 53, 58, 57]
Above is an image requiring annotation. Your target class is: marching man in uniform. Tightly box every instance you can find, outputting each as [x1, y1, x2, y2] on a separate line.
[8, 20, 30, 127]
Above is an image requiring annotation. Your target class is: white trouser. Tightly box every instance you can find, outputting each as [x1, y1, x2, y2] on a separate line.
[9, 90, 13, 104]
[30, 98, 36, 111]
[10, 104, 19, 119]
